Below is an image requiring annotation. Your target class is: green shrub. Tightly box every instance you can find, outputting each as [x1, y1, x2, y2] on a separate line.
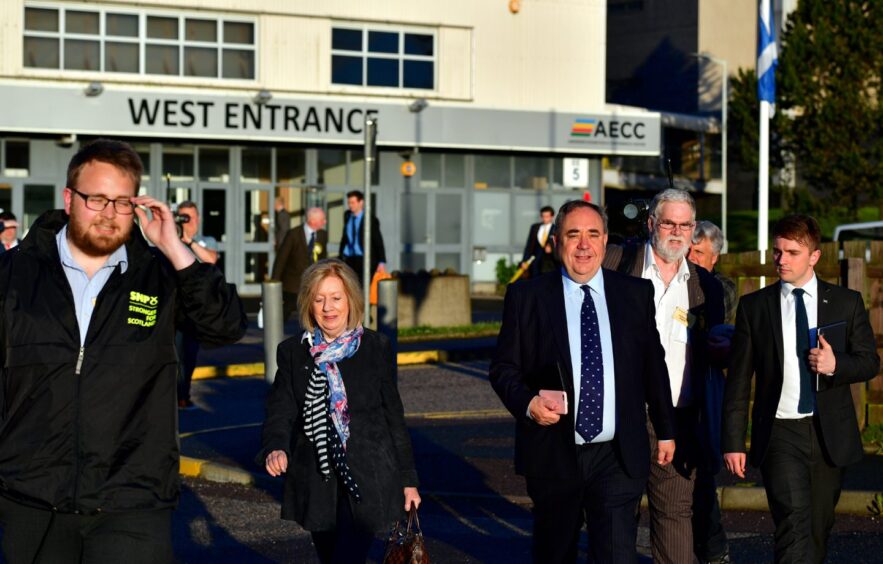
[495, 258, 519, 287]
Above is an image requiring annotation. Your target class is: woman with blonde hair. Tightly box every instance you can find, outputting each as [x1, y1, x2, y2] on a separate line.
[258, 258, 420, 563]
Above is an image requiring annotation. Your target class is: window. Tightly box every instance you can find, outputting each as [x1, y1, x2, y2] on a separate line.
[23, 5, 255, 79]
[331, 26, 435, 90]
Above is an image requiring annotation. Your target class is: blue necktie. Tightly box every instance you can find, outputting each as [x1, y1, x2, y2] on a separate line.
[793, 288, 814, 414]
[577, 285, 604, 442]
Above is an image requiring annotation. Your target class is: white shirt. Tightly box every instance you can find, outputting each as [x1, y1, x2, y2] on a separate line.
[562, 269, 616, 444]
[537, 223, 552, 247]
[304, 224, 316, 244]
[777, 275, 818, 418]
[642, 242, 693, 407]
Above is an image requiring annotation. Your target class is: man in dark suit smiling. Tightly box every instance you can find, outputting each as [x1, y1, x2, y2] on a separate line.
[490, 200, 675, 563]
[722, 214, 879, 563]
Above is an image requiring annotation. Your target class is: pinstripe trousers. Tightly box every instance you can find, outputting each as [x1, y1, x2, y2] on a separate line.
[646, 407, 701, 564]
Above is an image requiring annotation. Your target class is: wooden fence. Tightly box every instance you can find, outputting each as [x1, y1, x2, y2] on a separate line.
[717, 241, 883, 428]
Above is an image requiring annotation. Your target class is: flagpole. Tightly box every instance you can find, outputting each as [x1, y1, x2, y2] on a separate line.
[757, 0, 777, 286]
[758, 100, 770, 283]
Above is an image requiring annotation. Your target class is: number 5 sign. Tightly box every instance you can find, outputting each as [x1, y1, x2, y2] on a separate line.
[563, 158, 589, 188]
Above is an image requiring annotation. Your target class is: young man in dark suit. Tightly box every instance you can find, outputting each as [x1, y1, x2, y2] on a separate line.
[272, 207, 328, 321]
[490, 200, 675, 563]
[722, 214, 880, 563]
[520, 205, 557, 277]
[339, 190, 386, 279]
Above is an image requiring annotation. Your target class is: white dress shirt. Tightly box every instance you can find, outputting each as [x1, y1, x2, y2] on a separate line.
[562, 269, 616, 444]
[537, 223, 552, 247]
[777, 275, 818, 418]
[642, 242, 693, 407]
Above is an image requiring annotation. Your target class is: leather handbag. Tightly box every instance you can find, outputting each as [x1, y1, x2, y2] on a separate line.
[382, 507, 430, 564]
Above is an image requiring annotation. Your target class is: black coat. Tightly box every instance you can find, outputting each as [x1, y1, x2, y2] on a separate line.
[521, 222, 556, 276]
[722, 280, 880, 468]
[259, 330, 417, 532]
[489, 269, 675, 480]
[0, 210, 247, 513]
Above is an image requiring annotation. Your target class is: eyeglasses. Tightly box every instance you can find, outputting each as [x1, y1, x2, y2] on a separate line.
[656, 220, 695, 232]
[69, 187, 135, 215]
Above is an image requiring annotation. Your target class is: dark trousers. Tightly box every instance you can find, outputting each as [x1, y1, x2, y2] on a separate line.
[692, 464, 728, 561]
[175, 330, 200, 402]
[310, 485, 376, 564]
[761, 417, 842, 564]
[525, 441, 646, 564]
[342, 255, 366, 283]
[0, 496, 173, 564]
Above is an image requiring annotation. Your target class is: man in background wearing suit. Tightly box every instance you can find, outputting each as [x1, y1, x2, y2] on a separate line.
[339, 190, 386, 279]
[490, 200, 675, 563]
[520, 205, 557, 277]
[723, 214, 879, 563]
[272, 207, 328, 321]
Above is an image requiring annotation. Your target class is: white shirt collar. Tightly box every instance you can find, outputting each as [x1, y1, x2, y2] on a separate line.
[781, 273, 818, 299]
[642, 240, 690, 283]
[562, 267, 604, 297]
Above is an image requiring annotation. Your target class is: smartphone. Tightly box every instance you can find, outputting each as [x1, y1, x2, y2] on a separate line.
[539, 389, 568, 414]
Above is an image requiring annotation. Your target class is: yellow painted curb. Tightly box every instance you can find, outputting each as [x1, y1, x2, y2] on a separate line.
[191, 350, 451, 381]
[397, 350, 448, 365]
[179, 456, 204, 478]
[193, 362, 265, 380]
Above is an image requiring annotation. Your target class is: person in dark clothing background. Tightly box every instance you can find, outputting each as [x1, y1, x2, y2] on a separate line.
[339, 190, 386, 280]
[520, 205, 557, 277]
[272, 207, 328, 321]
[0, 139, 246, 563]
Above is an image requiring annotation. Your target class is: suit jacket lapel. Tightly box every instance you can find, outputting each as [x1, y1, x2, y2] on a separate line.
[602, 269, 627, 389]
[766, 282, 784, 372]
[539, 273, 574, 397]
[816, 279, 834, 326]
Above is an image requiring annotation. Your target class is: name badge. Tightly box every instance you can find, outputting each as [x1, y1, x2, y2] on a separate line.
[673, 306, 689, 327]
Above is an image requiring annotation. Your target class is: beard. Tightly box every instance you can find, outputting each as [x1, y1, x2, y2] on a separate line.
[652, 230, 690, 262]
[68, 208, 131, 257]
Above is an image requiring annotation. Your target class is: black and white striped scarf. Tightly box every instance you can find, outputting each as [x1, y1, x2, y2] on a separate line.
[302, 336, 362, 501]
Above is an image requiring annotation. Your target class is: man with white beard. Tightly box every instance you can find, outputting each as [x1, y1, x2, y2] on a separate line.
[603, 189, 729, 564]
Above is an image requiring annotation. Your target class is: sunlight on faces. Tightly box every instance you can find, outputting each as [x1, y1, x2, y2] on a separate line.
[773, 236, 820, 287]
[688, 238, 718, 271]
[311, 275, 350, 341]
[64, 161, 136, 257]
[650, 201, 694, 262]
[554, 206, 607, 284]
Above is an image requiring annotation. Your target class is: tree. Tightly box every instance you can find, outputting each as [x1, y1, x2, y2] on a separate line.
[778, 0, 883, 218]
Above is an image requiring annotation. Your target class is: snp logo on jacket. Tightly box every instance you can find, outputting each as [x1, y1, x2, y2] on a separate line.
[128, 291, 158, 327]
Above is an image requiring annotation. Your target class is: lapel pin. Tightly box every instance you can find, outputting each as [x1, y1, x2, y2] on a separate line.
[823, 299, 828, 304]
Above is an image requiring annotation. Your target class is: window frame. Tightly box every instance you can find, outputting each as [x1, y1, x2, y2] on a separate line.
[330, 23, 437, 92]
[23, 2, 257, 81]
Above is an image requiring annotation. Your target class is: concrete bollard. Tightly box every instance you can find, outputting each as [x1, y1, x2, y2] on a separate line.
[376, 279, 398, 378]
[262, 281, 284, 385]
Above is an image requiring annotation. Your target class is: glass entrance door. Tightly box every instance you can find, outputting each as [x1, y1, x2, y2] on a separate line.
[400, 190, 465, 273]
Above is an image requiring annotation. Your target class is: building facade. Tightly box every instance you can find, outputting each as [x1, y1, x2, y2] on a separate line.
[1, 0, 666, 295]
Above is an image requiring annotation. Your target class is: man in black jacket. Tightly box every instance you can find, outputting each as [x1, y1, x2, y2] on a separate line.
[723, 215, 879, 563]
[0, 139, 247, 563]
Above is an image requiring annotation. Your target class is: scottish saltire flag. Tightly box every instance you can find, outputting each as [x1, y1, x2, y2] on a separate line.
[757, 0, 778, 109]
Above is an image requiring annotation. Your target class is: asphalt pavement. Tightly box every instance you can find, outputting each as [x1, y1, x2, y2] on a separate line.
[175, 354, 883, 563]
